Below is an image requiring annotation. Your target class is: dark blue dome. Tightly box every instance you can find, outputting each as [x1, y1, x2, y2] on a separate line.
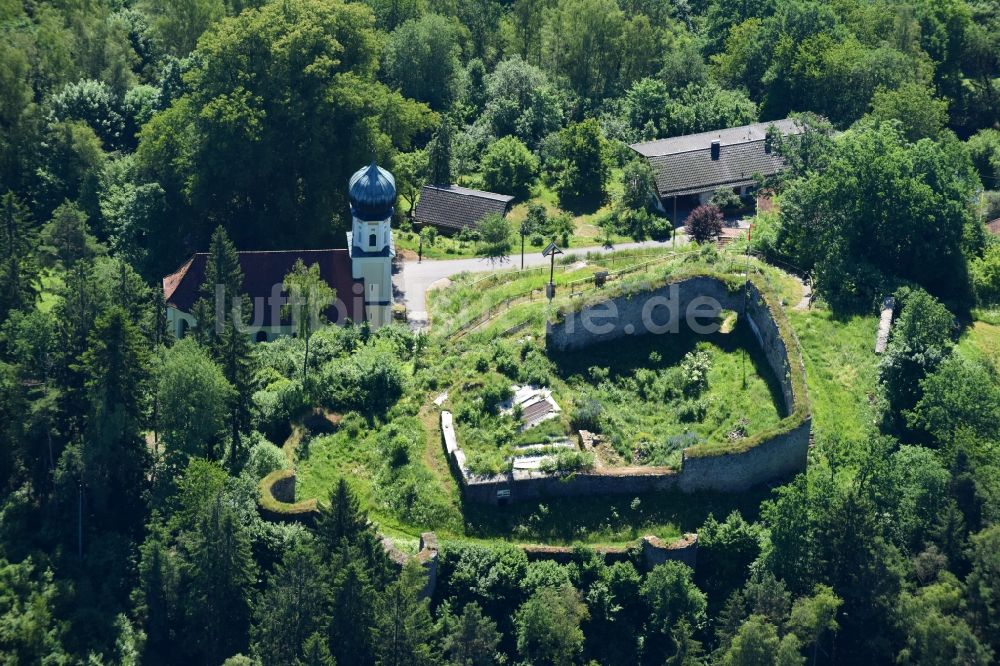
[349, 161, 396, 221]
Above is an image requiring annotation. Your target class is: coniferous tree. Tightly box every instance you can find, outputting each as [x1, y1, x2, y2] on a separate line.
[427, 122, 454, 185]
[440, 602, 501, 666]
[194, 226, 253, 469]
[317, 479, 394, 586]
[329, 560, 378, 666]
[317, 478, 372, 553]
[375, 560, 436, 666]
[252, 542, 330, 666]
[185, 495, 257, 665]
[135, 522, 181, 663]
[0, 191, 38, 320]
[300, 633, 337, 666]
[71, 306, 151, 533]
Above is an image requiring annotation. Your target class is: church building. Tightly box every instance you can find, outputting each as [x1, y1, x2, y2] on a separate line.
[162, 162, 397, 341]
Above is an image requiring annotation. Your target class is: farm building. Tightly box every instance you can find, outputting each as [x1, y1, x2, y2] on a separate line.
[413, 184, 514, 233]
[630, 119, 802, 222]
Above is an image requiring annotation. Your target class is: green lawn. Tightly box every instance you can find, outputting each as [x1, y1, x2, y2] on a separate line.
[786, 307, 879, 444]
[957, 320, 1000, 370]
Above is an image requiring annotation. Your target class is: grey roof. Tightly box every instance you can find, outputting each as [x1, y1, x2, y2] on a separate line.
[630, 119, 802, 158]
[645, 139, 790, 198]
[413, 185, 514, 231]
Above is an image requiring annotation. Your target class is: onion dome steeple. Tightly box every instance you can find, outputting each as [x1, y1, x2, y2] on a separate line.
[348, 161, 396, 221]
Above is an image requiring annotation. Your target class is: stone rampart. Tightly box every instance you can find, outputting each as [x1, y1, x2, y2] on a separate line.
[444, 273, 810, 505]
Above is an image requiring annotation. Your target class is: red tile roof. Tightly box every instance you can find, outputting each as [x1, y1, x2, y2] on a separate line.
[163, 249, 364, 326]
[988, 218, 1000, 235]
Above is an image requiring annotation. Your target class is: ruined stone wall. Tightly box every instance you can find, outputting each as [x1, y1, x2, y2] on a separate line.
[448, 274, 810, 505]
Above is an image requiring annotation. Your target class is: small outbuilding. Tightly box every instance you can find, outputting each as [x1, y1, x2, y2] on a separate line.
[413, 184, 514, 234]
[987, 218, 1000, 236]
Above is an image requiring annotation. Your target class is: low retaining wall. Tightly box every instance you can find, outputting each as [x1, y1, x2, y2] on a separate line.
[258, 468, 320, 524]
[521, 533, 698, 571]
[445, 273, 810, 505]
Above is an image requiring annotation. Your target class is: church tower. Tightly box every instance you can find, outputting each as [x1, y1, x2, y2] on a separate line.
[348, 162, 396, 328]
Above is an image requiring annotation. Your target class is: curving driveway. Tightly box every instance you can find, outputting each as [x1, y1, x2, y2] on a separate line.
[393, 236, 687, 329]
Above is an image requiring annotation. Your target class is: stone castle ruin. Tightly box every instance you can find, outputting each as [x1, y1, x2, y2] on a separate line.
[444, 273, 811, 505]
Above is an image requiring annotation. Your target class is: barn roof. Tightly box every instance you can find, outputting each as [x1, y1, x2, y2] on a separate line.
[413, 185, 514, 231]
[631, 119, 803, 198]
[163, 249, 363, 326]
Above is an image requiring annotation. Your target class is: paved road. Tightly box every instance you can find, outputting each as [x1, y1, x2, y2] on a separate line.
[394, 236, 687, 328]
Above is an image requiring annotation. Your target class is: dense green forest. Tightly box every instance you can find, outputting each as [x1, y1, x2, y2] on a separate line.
[1, 0, 1000, 663]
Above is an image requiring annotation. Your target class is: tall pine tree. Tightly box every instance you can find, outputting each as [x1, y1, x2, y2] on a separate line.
[427, 122, 453, 185]
[0, 191, 38, 320]
[193, 226, 253, 468]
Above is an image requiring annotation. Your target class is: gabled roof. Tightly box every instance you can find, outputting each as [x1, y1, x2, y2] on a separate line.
[630, 119, 803, 198]
[630, 119, 802, 158]
[645, 140, 789, 198]
[413, 185, 514, 231]
[163, 249, 363, 326]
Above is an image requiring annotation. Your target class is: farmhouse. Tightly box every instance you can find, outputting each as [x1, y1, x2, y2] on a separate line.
[413, 184, 514, 233]
[163, 162, 398, 340]
[630, 119, 802, 220]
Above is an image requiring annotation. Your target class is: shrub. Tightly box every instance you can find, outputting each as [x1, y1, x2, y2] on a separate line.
[678, 398, 709, 422]
[492, 342, 520, 378]
[243, 435, 285, 480]
[253, 377, 307, 437]
[518, 347, 552, 386]
[970, 241, 1000, 306]
[571, 396, 604, 432]
[684, 204, 723, 243]
[710, 187, 742, 212]
[539, 450, 594, 473]
[680, 350, 712, 396]
[479, 373, 514, 414]
[320, 345, 406, 415]
[474, 354, 491, 373]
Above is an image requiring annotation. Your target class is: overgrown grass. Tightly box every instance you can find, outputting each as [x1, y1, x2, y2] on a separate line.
[551, 324, 784, 467]
[428, 248, 684, 336]
[295, 413, 465, 538]
[957, 320, 1000, 370]
[293, 248, 889, 547]
[786, 308, 879, 443]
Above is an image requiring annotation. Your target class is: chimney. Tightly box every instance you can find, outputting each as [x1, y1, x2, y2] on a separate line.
[710, 140, 721, 160]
